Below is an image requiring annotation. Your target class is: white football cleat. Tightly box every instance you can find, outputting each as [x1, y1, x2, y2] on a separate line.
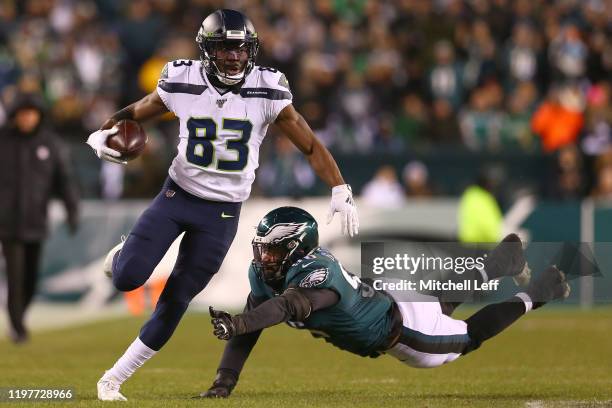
[103, 236, 126, 278]
[97, 371, 127, 401]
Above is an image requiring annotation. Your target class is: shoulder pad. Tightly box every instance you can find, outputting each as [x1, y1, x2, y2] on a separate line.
[161, 60, 199, 81]
[287, 254, 332, 288]
[290, 259, 324, 271]
[158, 60, 207, 96]
[290, 253, 330, 271]
[254, 66, 291, 91]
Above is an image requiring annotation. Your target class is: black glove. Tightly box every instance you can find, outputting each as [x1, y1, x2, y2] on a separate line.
[199, 369, 238, 398]
[210, 306, 236, 340]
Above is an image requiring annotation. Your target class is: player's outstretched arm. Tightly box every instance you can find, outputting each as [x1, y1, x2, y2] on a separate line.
[201, 293, 266, 398]
[209, 287, 339, 341]
[86, 91, 169, 164]
[205, 288, 338, 397]
[274, 104, 359, 236]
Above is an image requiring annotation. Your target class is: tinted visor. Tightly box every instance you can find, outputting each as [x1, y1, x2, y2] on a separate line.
[220, 40, 250, 52]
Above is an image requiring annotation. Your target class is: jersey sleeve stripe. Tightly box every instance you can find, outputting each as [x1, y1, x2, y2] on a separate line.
[159, 82, 208, 95]
[240, 88, 292, 100]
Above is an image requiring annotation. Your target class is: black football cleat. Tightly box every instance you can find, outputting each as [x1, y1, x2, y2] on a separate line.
[7, 327, 29, 344]
[197, 388, 230, 399]
[483, 233, 531, 286]
[527, 265, 571, 309]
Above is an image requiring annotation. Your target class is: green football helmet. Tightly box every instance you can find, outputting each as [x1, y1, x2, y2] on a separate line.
[252, 207, 319, 284]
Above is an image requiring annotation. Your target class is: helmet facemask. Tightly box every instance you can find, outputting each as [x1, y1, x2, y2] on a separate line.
[196, 29, 259, 86]
[252, 238, 302, 284]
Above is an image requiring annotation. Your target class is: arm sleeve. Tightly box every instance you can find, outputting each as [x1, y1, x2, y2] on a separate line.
[232, 288, 339, 334]
[216, 292, 267, 378]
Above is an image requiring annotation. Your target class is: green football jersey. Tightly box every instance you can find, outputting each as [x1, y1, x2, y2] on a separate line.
[248, 247, 394, 357]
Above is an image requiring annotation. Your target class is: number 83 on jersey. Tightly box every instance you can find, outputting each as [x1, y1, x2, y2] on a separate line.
[186, 117, 253, 172]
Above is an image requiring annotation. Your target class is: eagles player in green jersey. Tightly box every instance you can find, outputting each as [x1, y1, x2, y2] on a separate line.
[201, 207, 571, 398]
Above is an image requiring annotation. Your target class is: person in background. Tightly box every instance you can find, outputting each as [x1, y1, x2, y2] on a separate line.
[459, 84, 503, 151]
[361, 165, 405, 209]
[590, 150, 612, 201]
[427, 99, 463, 146]
[548, 23, 588, 83]
[547, 145, 586, 200]
[458, 171, 502, 243]
[402, 161, 433, 198]
[500, 22, 543, 93]
[256, 136, 316, 198]
[581, 82, 612, 157]
[393, 94, 428, 149]
[0, 93, 79, 343]
[531, 85, 585, 153]
[499, 82, 538, 151]
[427, 40, 464, 110]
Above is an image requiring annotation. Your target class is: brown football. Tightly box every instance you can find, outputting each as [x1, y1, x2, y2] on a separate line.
[107, 120, 147, 161]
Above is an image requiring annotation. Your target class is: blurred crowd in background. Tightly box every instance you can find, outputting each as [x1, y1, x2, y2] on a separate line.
[1, 0, 612, 202]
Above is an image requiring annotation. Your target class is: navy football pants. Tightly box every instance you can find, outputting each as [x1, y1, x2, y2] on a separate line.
[111, 178, 241, 350]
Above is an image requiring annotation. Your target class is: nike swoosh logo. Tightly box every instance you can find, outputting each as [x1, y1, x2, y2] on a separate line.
[221, 212, 235, 219]
[302, 261, 315, 268]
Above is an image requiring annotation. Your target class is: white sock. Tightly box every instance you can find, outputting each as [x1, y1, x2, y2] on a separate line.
[515, 292, 533, 313]
[106, 337, 157, 384]
[477, 266, 489, 283]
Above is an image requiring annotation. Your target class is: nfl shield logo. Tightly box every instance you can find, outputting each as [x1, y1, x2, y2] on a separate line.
[216, 99, 227, 108]
[165, 190, 175, 198]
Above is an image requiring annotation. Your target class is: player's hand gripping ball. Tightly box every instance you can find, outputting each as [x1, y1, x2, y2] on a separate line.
[86, 120, 147, 164]
[106, 120, 147, 162]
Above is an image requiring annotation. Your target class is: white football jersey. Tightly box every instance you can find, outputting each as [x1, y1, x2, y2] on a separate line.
[156, 60, 293, 202]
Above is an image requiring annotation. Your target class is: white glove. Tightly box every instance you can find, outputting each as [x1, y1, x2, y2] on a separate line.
[86, 127, 126, 165]
[327, 184, 359, 237]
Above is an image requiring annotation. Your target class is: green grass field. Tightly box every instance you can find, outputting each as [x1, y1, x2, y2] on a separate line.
[1, 307, 611, 407]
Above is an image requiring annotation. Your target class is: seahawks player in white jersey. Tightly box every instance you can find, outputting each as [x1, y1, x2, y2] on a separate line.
[157, 50, 300, 202]
[87, 9, 358, 401]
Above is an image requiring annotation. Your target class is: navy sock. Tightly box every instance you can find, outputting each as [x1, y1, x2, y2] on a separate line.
[463, 296, 527, 354]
